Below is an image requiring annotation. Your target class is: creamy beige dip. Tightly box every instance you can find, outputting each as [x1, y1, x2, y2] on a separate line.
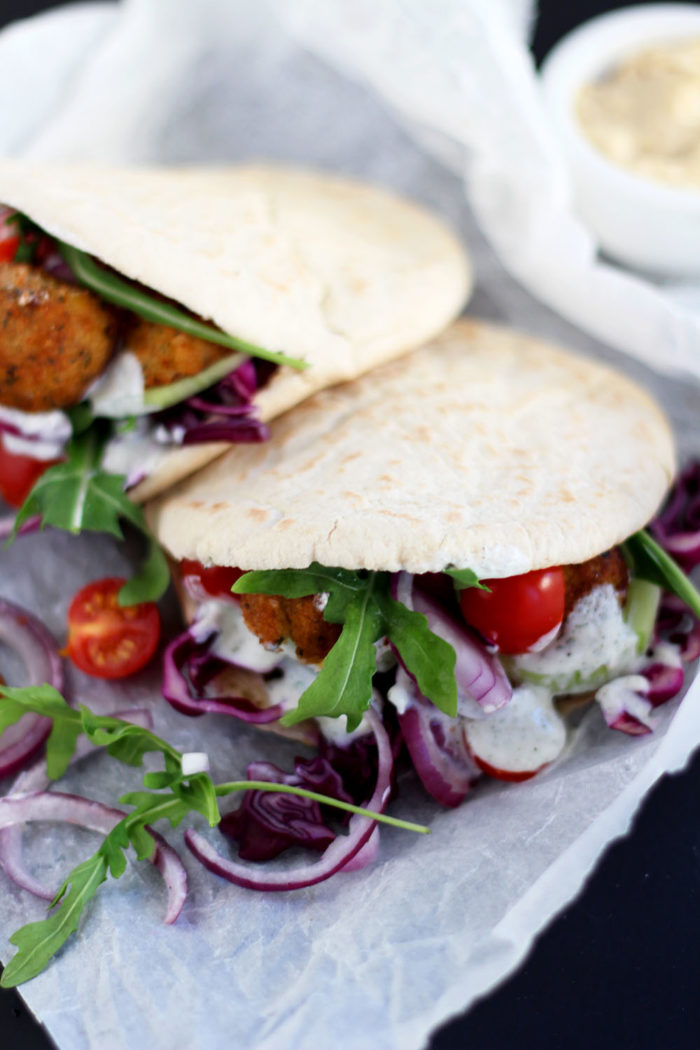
[577, 36, 700, 190]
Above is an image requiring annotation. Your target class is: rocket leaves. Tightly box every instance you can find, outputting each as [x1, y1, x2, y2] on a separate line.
[0, 685, 428, 987]
[11, 429, 169, 605]
[234, 565, 458, 729]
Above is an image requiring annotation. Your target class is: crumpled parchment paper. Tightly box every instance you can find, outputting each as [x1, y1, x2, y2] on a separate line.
[0, 3, 699, 1050]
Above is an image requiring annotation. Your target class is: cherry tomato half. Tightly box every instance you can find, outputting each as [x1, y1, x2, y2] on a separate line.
[67, 577, 161, 679]
[180, 558, 244, 600]
[458, 566, 565, 655]
[0, 438, 59, 508]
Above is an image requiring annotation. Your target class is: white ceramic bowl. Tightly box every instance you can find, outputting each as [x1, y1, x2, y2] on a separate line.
[540, 4, 700, 277]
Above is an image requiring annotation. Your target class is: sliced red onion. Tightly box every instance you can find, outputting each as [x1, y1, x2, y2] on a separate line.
[0, 708, 154, 901]
[0, 792, 186, 923]
[0, 515, 42, 540]
[650, 461, 700, 571]
[393, 669, 478, 806]
[340, 826, 380, 872]
[163, 627, 284, 723]
[392, 573, 511, 717]
[595, 675, 655, 736]
[0, 599, 64, 778]
[185, 707, 393, 891]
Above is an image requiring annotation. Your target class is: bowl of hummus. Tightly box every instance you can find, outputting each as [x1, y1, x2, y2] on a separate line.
[540, 4, 700, 277]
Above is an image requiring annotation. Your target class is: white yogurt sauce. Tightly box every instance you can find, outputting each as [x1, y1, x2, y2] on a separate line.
[595, 674, 655, 732]
[0, 405, 71, 460]
[87, 352, 149, 419]
[194, 599, 285, 674]
[387, 676, 414, 715]
[102, 420, 174, 487]
[464, 684, 566, 774]
[511, 584, 638, 695]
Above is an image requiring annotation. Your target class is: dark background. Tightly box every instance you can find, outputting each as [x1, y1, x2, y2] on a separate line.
[1, 1, 700, 1048]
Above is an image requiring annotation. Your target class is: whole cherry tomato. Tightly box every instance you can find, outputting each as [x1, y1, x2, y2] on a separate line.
[67, 577, 161, 679]
[458, 566, 565, 654]
[0, 438, 59, 508]
[180, 558, 244, 600]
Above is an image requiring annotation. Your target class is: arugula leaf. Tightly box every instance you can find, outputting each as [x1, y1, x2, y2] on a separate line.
[379, 594, 458, 717]
[282, 576, 384, 731]
[59, 241, 308, 373]
[1, 854, 110, 987]
[117, 536, 170, 607]
[240, 565, 462, 727]
[0, 684, 76, 735]
[0, 687, 430, 986]
[11, 430, 169, 604]
[623, 530, 700, 618]
[65, 402, 95, 436]
[234, 564, 365, 620]
[45, 719, 84, 781]
[444, 566, 489, 591]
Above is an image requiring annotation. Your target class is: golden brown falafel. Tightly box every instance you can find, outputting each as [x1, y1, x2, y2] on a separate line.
[123, 318, 232, 389]
[240, 593, 342, 665]
[0, 262, 118, 412]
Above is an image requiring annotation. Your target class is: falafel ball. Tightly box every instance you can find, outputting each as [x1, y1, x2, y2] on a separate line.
[124, 318, 233, 389]
[0, 262, 118, 412]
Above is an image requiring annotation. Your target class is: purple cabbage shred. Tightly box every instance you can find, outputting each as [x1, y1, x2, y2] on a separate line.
[155, 359, 270, 446]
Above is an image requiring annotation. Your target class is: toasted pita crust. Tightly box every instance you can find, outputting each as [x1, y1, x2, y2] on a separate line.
[0, 160, 471, 499]
[148, 320, 675, 577]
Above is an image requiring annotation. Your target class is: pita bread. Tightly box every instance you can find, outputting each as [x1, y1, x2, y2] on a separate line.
[0, 160, 471, 499]
[148, 320, 675, 577]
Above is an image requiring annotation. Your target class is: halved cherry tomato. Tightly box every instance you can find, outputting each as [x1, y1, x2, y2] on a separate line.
[0, 235, 19, 262]
[0, 438, 60, 508]
[180, 558, 244, 600]
[67, 577, 161, 679]
[458, 566, 565, 655]
[470, 755, 543, 783]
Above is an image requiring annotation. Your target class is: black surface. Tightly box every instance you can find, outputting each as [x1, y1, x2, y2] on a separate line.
[1, 2, 699, 1049]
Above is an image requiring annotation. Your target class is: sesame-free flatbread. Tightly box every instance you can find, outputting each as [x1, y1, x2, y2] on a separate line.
[148, 320, 675, 577]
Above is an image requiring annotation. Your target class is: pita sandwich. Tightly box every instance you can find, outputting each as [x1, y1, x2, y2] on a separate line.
[144, 320, 700, 886]
[150, 319, 674, 572]
[0, 160, 471, 503]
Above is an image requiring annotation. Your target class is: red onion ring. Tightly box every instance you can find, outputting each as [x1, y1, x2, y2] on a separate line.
[185, 707, 393, 890]
[0, 791, 186, 924]
[163, 627, 285, 723]
[395, 671, 479, 806]
[0, 709, 153, 900]
[392, 573, 511, 716]
[0, 598, 64, 778]
[0, 515, 42, 540]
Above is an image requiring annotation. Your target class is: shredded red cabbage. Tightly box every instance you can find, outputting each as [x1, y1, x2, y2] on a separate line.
[154, 359, 270, 446]
[650, 460, 700, 571]
[162, 626, 285, 723]
[220, 756, 353, 861]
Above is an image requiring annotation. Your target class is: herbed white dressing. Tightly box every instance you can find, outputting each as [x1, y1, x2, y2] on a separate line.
[87, 351, 148, 419]
[464, 684, 567, 775]
[0, 405, 71, 460]
[509, 584, 639, 694]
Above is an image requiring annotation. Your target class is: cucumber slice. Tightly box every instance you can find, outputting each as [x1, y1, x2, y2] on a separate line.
[623, 578, 661, 655]
[142, 351, 246, 412]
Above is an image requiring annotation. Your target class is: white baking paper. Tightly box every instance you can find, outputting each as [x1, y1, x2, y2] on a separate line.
[275, 0, 700, 383]
[0, 3, 699, 1050]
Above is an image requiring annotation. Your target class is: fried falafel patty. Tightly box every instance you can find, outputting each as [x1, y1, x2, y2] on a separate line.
[124, 318, 233, 389]
[240, 593, 342, 665]
[563, 548, 629, 619]
[0, 262, 118, 412]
